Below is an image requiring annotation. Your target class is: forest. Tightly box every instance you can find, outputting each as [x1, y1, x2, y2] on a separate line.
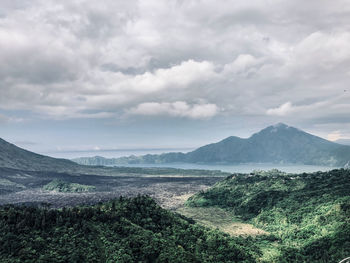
[187, 169, 350, 262]
[0, 195, 259, 263]
[1, 169, 349, 262]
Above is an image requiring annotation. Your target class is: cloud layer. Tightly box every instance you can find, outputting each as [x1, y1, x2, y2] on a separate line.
[1, 0, 350, 130]
[129, 101, 219, 119]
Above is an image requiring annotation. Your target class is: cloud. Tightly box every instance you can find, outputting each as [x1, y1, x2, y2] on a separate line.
[266, 102, 293, 116]
[0, 0, 349, 132]
[0, 113, 24, 123]
[327, 131, 342, 141]
[0, 58, 216, 118]
[0, 114, 8, 123]
[128, 101, 219, 119]
[127, 60, 216, 94]
[223, 54, 262, 75]
[266, 96, 350, 121]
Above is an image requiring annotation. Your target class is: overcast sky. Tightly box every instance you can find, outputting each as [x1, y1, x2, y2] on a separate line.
[1, 0, 350, 157]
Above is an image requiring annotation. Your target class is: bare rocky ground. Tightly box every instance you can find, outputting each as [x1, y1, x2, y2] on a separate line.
[0, 167, 222, 209]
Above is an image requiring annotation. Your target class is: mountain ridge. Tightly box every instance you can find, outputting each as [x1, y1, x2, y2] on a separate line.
[73, 123, 350, 167]
[0, 137, 78, 171]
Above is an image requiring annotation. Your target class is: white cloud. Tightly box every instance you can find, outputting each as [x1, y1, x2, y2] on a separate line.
[128, 101, 219, 119]
[327, 131, 342, 141]
[223, 54, 262, 75]
[266, 102, 293, 116]
[0, 59, 216, 118]
[128, 60, 216, 93]
[0, 0, 349, 131]
[295, 31, 350, 66]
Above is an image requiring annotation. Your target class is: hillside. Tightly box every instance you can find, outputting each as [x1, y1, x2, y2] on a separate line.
[73, 123, 350, 166]
[0, 138, 78, 171]
[0, 196, 258, 262]
[186, 169, 350, 262]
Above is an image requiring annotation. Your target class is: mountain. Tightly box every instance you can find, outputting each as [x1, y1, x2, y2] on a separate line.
[73, 123, 350, 167]
[72, 156, 120, 166]
[73, 152, 186, 166]
[0, 138, 78, 171]
[185, 123, 350, 166]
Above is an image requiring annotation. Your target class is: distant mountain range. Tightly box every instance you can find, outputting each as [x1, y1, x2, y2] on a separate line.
[73, 123, 350, 167]
[0, 138, 78, 171]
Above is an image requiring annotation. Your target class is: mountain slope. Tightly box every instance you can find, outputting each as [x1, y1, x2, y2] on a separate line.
[186, 169, 350, 262]
[73, 123, 350, 166]
[0, 138, 78, 171]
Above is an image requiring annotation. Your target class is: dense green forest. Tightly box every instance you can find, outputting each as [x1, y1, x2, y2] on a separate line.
[187, 169, 350, 262]
[0, 196, 259, 263]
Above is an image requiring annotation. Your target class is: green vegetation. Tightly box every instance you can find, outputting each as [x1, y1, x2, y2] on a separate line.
[177, 206, 267, 236]
[43, 179, 96, 193]
[186, 169, 350, 262]
[0, 196, 259, 262]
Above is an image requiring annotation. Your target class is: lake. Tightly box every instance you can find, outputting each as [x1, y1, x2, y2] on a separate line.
[47, 148, 341, 174]
[112, 162, 340, 174]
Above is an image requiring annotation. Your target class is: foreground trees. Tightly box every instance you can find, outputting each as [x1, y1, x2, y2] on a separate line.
[0, 196, 257, 262]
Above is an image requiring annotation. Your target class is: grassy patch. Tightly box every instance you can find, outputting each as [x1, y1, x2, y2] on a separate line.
[177, 206, 267, 236]
[43, 179, 96, 193]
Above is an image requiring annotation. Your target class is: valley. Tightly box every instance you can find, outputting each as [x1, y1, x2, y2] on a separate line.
[0, 133, 349, 262]
[0, 167, 223, 209]
[1, 163, 348, 262]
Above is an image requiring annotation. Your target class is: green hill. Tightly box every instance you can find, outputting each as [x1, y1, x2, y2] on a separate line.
[0, 196, 258, 262]
[186, 169, 350, 262]
[73, 123, 350, 167]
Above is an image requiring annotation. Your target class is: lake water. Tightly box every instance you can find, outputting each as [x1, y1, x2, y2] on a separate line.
[47, 148, 340, 174]
[113, 162, 340, 174]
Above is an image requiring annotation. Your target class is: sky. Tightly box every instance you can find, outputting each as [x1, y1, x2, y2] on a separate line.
[1, 0, 350, 158]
